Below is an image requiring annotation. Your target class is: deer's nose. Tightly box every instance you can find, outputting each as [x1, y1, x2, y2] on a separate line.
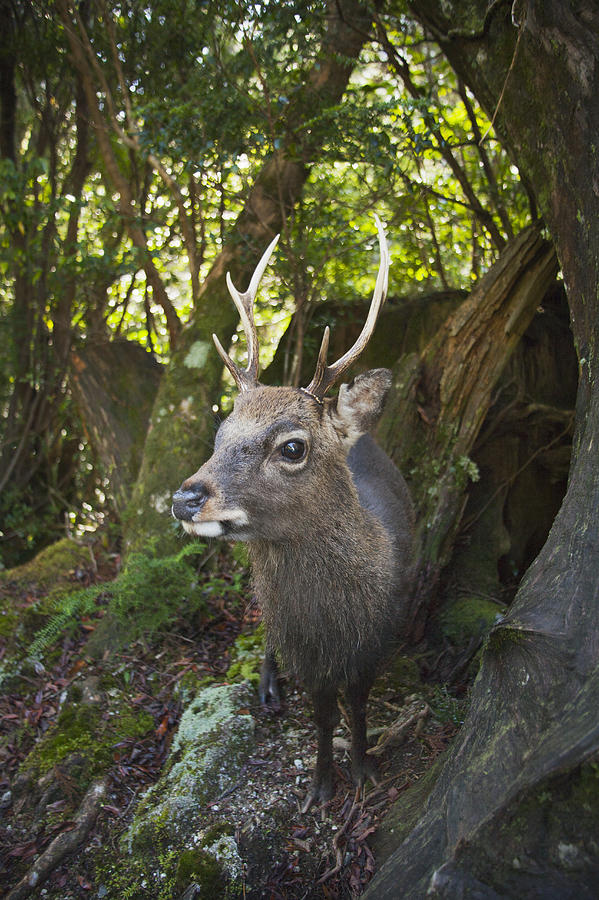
[172, 482, 210, 521]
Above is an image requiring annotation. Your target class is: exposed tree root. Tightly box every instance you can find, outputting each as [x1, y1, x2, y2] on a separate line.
[7, 778, 108, 900]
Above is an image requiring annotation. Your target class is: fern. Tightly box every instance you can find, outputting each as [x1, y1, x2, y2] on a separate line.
[28, 541, 208, 660]
[29, 585, 101, 658]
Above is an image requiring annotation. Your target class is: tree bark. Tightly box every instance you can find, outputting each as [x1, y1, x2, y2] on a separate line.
[365, 2, 599, 895]
[70, 341, 162, 514]
[379, 225, 557, 635]
[123, 0, 374, 553]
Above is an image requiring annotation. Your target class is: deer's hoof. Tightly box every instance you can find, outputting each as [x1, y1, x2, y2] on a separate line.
[258, 673, 281, 709]
[301, 772, 334, 813]
[351, 753, 379, 789]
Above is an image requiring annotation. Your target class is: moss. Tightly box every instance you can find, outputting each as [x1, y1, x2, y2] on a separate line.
[175, 848, 225, 895]
[123, 310, 237, 556]
[0, 538, 93, 592]
[203, 821, 235, 843]
[383, 653, 423, 698]
[174, 671, 216, 706]
[23, 698, 154, 785]
[226, 623, 265, 686]
[126, 682, 255, 855]
[173, 824, 242, 896]
[90, 853, 178, 900]
[24, 704, 103, 782]
[0, 539, 99, 666]
[440, 596, 502, 646]
[486, 621, 528, 654]
[0, 605, 18, 639]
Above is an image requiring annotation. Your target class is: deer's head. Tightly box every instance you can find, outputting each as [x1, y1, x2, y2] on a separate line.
[172, 218, 391, 542]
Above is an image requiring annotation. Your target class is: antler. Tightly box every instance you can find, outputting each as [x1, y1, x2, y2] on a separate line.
[303, 215, 390, 401]
[213, 233, 280, 392]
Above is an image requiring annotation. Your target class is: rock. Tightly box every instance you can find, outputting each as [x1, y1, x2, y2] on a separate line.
[125, 681, 256, 855]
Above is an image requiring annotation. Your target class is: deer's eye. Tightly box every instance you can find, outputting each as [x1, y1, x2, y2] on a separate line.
[280, 439, 306, 461]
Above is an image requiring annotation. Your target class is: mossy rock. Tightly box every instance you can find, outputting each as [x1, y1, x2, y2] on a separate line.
[175, 848, 225, 895]
[125, 681, 255, 855]
[23, 695, 154, 788]
[0, 603, 18, 640]
[0, 538, 94, 593]
[173, 670, 216, 706]
[0, 539, 99, 668]
[175, 825, 242, 898]
[92, 822, 243, 899]
[440, 596, 503, 647]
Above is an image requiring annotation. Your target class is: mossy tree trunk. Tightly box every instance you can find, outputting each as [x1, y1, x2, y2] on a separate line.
[366, 2, 599, 895]
[123, 0, 374, 553]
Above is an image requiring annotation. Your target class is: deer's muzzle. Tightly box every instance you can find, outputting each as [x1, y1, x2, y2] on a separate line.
[171, 482, 210, 522]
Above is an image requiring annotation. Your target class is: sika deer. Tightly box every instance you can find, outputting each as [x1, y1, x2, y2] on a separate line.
[172, 219, 414, 809]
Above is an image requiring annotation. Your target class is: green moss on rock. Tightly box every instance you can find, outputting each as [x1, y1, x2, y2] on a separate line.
[126, 681, 255, 855]
[0, 539, 100, 670]
[174, 825, 243, 898]
[23, 697, 154, 786]
[384, 653, 423, 698]
[0, 538, 93, 592]
[175, 848, 224, 894]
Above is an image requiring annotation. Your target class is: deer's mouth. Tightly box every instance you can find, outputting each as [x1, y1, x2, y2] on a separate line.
[181, 519, 225, 538]
[179, 509, 250, 540]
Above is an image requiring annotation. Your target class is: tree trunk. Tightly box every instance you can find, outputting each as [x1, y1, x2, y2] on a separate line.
[379, 225, 557, 635]
[123, 0, 374, 553]
[70, 341, 162, 514]
[365, 2, 599, 895]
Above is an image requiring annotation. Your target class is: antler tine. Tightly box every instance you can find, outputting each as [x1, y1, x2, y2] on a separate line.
[212, 233, 280, 392]
[304, 215, 390, 400]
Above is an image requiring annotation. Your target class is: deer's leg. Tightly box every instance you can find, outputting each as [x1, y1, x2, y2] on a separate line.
[302, 686, 339, 812]
[345, 679, 378, 788]
[258, 650, 281, 707]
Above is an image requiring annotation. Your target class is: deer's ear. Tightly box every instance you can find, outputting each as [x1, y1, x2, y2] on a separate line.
[332, 368, 392, 446]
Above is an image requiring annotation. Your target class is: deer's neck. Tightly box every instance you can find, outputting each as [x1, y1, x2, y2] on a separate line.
[248, 507, 397, 690]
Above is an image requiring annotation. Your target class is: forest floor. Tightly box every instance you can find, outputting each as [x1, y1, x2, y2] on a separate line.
[0, 538, 464, 899]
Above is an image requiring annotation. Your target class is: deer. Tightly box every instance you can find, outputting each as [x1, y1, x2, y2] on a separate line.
[172, 218, 414, 810]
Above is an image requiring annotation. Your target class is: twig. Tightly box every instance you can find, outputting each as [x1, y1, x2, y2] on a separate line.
[317, 786, 360, 884]
[479, 16, 525, 144]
